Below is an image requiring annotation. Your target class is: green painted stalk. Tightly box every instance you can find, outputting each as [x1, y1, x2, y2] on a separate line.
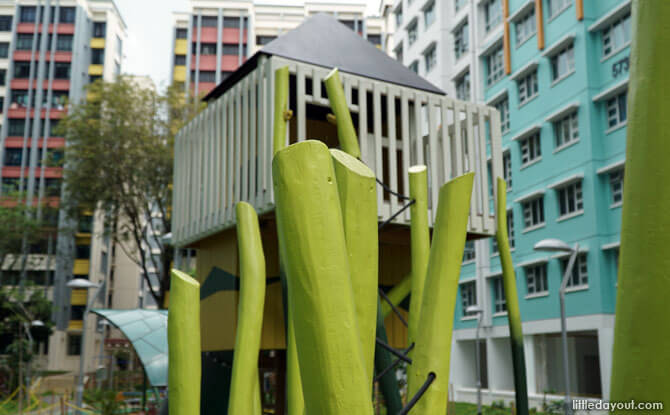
[610, 0, 670, 406]
[374, 297, 404, 414]
[330, 148, 378, 386]
[228, 202, 266, 415]
[407, 165, 430, 349]
[495, 178, 529, 415]
[168, 269, 201, 415]
[381, 274, 411, 319]
[324, 68, 361, 158]
[406, 173, 474, 414]
[285, 306, 305, 415]
[272, 140, 373, 415]
[273, 66, 289, 155]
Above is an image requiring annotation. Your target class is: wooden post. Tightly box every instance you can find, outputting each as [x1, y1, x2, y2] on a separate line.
[535, 0, 545, 50]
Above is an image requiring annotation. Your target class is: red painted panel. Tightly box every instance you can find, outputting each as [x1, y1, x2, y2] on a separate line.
[1, 167, 24, 178]
[13, 50, 32, 61]
[194, 82, 216, 96]
[47, 137, 65, 148]
[8, 108, 28, 118]
[5, 137, 66, 148]
[49, 80, 70, 91]
[192, 54, 217, 71]
[43, 167, 63, 178]
[11, 79, 31, 89]
[198, 27, 218, 43]
[4, 137, 25, 148]
[221, 55, 241, 72]
[47, 51, 72, 62]
[0, 166, 62, 179]
[222, 28, 248, 43]
[17, 23, 36, 33]
[53, 24, 75, 34]
[6, 108, 66, 119]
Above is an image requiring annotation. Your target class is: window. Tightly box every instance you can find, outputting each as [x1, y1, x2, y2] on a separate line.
[116, 35, 122, 57]
[67, 334, 82, 356]
[455, 71, 470, 101]
[368, 34, 382, 47]
[14, 62, 31, 78]
[45, 179, 61, 197]
[525, 263, 548, 295]
[562, 253, 588, 288]
[0, 16, 11, 31]
[493, 277, 506, 313]
[494, 96, 510, 133]
[503, 151, 512, 189]
[54, 62, 70, 79]
[409, 60, 419, 74]
[522, 196, 544, 229]
[176, 28, 187, 39]
[424, 44, 436, 72]
[223, 16, 247, 29]
[550, 44, 575, 82]
[520, 132, 541, 166]
[0, 69, 4, 87]
[517, 70, 538, 105]
[610, 169, 624, 206]
[408, 20, 418, 45]
[3, 148, 22, 166]
[455, 0, 467, 12]
[0, 42, 8, 58]
[2, 178, 20, 194]
[606, 91, 627, 129]
[223, 44, 242, 55]
[484, 0, 502, 32]
[554, 112, 579, 148]
[16, 34, 33, 50]
[0, 96, 3, 111]
[463, 241, 476, 263]
[461, 281, 477, 317]
[395, 45, 403, 62]
[454, 21, 469, 60]
[199, 71, 216, 83]
[59, 7, 75, 23]
[547, 0, 571, 19]
[91, 48, 104, 65]
[602, 13, 631, 58]
[93, 21, 106, 38]
[20, 6, 36, 23]
[11, 90, 28, 107]
[90, 75, 102, 84]
[174, 55, 186, 65]
[557, 180, 583, 217]
[395, 6, 403, 27]
[201, 16, 218, 27]
[57, 35, 73, 51]
[424, 1, 435, 28]
[515, 8, 536, 46]
[507, 210, 515, 248]
[256, 35, 276, 45]
[9, 119, 26, 136]
[486, 46, 504, 86]
[199, 42, 216, 55]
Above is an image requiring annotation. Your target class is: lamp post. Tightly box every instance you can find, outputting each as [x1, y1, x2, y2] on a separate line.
[67, 278, 104, 415]
[534, 238, 579, 415]
[466, 305, 483, 415]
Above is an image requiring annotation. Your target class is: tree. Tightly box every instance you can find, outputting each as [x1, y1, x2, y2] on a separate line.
[57, 77, 203, 307]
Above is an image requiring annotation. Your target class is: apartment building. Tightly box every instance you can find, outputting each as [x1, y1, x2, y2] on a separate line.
[0, 0, 131, 389]
[170, 0, 389, 98]
[388, 0, 630, 406]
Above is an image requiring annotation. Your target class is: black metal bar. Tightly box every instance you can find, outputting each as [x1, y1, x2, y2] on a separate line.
[375, 338, 412, 364]
[374, 343, 415, 382]
[376, 177, 411, 201]
[398, 372, 437, 415]
[378, 199, 415, 230]
[379, 288, 408, 327]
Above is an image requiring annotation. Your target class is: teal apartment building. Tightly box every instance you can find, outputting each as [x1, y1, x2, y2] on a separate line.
[445, 0, 631, 405]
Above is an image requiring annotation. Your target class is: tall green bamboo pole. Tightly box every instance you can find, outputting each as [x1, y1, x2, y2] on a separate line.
[273, 140, 373, 415]
[324, 68, 361, 158]
[610, 0, 670, 406]
[331, 148, 378, 386]
[374, 297, 404, 414]
[381, 274, 411, 319]
[406, 173, 474, 414]
[273, 66, 289, 156]
[228, 202, 266, 415]
[407, 165, 430, 349]
[496, 178, 529, 415]
[168, 269, 201, 415]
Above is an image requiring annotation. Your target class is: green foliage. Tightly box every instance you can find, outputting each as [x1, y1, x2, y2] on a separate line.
[57, 77, 203, 306]
[84, 388, 126, 415]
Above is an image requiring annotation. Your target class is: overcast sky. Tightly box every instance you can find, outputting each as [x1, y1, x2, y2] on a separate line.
[114, 0, 380, 92]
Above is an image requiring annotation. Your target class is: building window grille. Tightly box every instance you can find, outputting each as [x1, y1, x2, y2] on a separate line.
[520, 132, 541, 166]
[522, 196, 544, 229]
[525, 263, 548, 294]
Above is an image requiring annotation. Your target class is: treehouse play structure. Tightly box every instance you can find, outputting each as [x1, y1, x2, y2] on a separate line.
[169, 12, 524, 415]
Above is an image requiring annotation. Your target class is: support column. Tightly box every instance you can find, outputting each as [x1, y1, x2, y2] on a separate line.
[597, 327, 614, 400]
[523, 335, 536, 397]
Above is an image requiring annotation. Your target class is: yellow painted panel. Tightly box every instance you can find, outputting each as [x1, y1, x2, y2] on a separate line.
[173, 65, 186, 82]
[68, 320, 83, 330]
[75, 235, 91, 244]
[90, 38, 105, 49]
[73, 259, 90, 275]
[71, 289, 88, 306]
[174, 39, 187, 55]
[88, 64, 104, 76]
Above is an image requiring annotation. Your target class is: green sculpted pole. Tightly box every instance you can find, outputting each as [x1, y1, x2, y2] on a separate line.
[273, 140, 373, 415]
[273, 66, 289, 156]
[496, 178, 529, 415]
[228, 202, 266, 415]
[381, 274, 411, 319]
[331, 149, 378, 386]
[168, 269, 201, 415]
[610, 0, 670, 406]
[406, 173, 474, 414]
[324, 68, 361, 158]
[407, 165, 430, 349]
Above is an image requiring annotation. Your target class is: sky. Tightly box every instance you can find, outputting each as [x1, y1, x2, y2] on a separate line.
[114, 0, 380, 92]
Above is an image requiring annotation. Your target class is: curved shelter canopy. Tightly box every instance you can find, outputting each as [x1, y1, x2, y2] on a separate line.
[91, 309, 168, 387]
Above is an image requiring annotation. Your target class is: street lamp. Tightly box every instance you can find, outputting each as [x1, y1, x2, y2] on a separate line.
[466, 305, 484, 415]
[534, 238, 579, 415]
[67, 278, 104, 415]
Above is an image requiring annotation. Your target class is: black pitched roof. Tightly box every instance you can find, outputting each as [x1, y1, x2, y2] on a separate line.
[203, 13, 444, 101]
